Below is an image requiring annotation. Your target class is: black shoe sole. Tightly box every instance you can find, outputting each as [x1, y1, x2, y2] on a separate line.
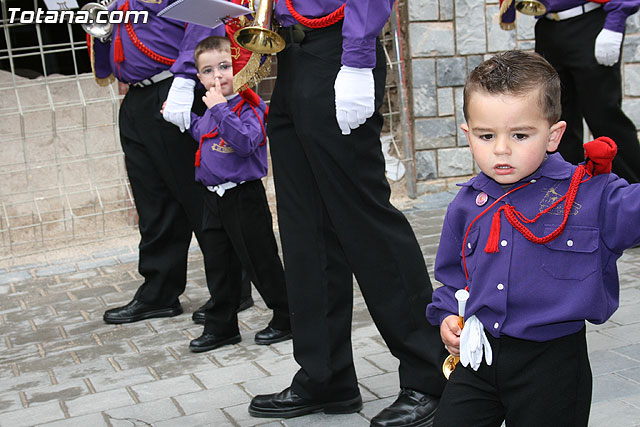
[248, 394, 363, 419]
[189, 334, 241, 353]
[103, 307, 183, 324]
[254, 332, 292, 345]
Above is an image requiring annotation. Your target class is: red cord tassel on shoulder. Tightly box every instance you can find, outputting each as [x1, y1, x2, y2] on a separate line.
[484, 207, 504, 253]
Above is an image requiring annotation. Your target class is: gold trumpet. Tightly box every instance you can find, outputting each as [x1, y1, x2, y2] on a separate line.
[234, 0, 285, 54]
[515, 0, 547, 16]
[80, 1, 116, 41]
[442, 289, 469, 380]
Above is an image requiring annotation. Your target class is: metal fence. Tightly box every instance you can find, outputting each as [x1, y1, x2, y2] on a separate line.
[0, 0, 412, 261]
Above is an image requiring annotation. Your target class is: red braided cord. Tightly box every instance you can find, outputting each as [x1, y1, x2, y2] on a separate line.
[500, 165, 588, 245]
[285, 0, 345, 29]
[121, 1, 176, 66]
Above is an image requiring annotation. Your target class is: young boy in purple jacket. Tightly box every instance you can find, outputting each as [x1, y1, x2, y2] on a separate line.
[184, 36, 291, 352]
[426, 50, 640, 426]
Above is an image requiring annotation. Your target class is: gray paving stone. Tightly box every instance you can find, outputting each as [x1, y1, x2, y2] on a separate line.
[0, 401, 65, 427]
[116, 252, 139, 264]
[35, 413, 109, 427]
[592, 374, 640, 403]
[25, 381, 88, 407]
[283, 412, 370, 427]
[0, 391, 23, 413]
[64, 389, 136, 417]
[358, 372, 400, 399]
[154, 410, 231, 427]
[35, 264, 77, 277]
[130, 375, 203, 402]
[174, 384, 250, 415]
[76, 258, 119, 271]
[0, 270, 33, 285]
[193, 362, 267, 389]
[589, 399, 640, 427]
[91, 247, 134, 259]
[104, 398, 182, 424]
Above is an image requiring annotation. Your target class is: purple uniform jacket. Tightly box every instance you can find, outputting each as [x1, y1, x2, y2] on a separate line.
[502, 0, 639, 33]
[426, 153, 640, 342]
[273, 0, 396, 68]
[189, 95, 268, 187]
[91, 0, 223, 84]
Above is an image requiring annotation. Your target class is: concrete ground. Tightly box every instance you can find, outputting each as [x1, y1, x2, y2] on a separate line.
[1, 192, 640, 427]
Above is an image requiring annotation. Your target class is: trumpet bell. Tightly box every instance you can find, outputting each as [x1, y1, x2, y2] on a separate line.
[515, 0, 547, 16]
[234, 26, 286, 54]
[442, 354, 460, 380]
[81, 2, 113, 40]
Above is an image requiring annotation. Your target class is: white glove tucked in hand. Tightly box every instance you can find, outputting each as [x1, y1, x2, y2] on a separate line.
[595, 29, 623, 66]
[460, 315, 493, 371]
[334, 65, 375, 135]
[162, 77, 196, 132]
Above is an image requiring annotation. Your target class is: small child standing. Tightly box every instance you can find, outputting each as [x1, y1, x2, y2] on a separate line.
[186, 35, 291, 352]
[426, 50, 640, 426]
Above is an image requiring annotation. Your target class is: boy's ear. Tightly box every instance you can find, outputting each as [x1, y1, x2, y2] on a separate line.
[460, 123, 472, 153]
[547, 121, 566, 152]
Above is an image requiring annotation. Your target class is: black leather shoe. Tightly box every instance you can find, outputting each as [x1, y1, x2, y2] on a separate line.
[370, 389, 439, 427]
[248, 387, 362, 418]
[189, 333, 241, 353]
[103, 299, 182, 324]
[254, 326, 292, 345]
[192, 296, 255, 325]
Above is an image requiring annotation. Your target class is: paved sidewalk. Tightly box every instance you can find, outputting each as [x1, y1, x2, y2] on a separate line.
[1, 194, 640, 426]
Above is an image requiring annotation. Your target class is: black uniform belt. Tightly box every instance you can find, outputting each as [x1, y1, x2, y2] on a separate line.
[277, 23, 314, 44]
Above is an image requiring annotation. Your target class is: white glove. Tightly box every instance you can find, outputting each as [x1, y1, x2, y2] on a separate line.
[162, 77, 196, 132]
[594, 29, 623, 66]
[459, 315, 493, 371]
[334, 65, 375, 135]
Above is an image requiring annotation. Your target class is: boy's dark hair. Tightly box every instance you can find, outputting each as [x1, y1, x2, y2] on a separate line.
[194, 36, 231, 69]
[463, 50, 561, 124]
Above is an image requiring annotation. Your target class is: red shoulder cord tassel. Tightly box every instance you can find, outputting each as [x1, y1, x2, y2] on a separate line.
[461, 136, 617, 281]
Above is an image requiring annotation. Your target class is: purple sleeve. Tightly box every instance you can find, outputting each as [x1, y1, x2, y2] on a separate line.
[341, 0, 396, 68]
[603, 0, 640, 33]
[600, 177, 640, 251]
[92, 38, 113, 80]
[170, 24, 226, 80]
[211, 102, 267, 158]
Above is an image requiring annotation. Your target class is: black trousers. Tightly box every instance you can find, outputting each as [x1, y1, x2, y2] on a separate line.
[536, 9, 640, 183]
[200, 180, 290, 336]
[268, 24, 447, 401]
[118, 79, 249, 306]
[434, 328, 592, 427]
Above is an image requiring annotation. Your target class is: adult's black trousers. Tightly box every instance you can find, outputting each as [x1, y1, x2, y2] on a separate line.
[268, 23, 447, 401]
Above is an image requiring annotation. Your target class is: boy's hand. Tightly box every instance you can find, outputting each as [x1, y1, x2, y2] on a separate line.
[441, 314, 462, 356]
[203, 79, 227, 109]
[160, 100, 167, 115]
